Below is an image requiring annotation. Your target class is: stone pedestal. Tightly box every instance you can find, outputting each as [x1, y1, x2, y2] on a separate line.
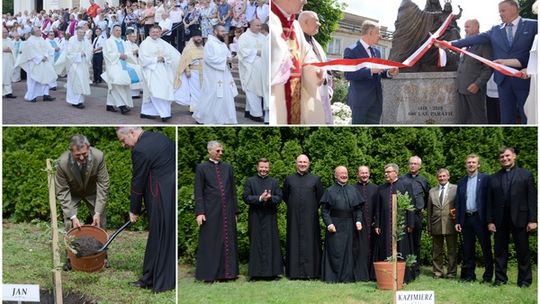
[382, 72, 458, 124]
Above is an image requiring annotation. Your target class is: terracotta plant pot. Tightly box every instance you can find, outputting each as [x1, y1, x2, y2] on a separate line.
[373, 261, 406, 290]
[66, 225, 108, 273]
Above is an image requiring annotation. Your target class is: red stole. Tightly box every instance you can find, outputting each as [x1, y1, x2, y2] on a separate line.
[271, 3, 302, 124]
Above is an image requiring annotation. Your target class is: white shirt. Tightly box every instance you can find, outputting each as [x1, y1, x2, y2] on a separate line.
[501, 16, 521, 39]
[245, 1, 257, 22]
[359, 38, 373, 58]
[159, 18, 173, 36]
[169, 8, 184, 23]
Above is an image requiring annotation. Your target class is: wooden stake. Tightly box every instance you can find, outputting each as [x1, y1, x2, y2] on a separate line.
[47, 159, 63, 304]
[392, 193, 397, 304]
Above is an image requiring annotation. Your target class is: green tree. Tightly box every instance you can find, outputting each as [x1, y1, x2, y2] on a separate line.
[519, 0, 536, 19]
[3, 0, 14, 15]
[303, 0, 347, 49]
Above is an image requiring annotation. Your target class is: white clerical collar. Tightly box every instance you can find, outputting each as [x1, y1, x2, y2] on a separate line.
[209, 158, 219, 164]
[274, 2, 292, 19]
[337, 181, 347, 187]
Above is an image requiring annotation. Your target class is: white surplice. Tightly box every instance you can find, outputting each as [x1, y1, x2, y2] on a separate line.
[15, 35, 58, 100]
[192, 35, 239, 124]
[269, 9, 321, 125]
[64, 36, 93, 105]
[138, 36, 181, 118]
[3, 38, 16, 96]
[237, 29, 266, 118]
[101, 36, 143, 108]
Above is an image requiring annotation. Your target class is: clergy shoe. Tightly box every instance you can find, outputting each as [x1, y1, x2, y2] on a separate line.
[518, 282, 531, 288]
[249, 115, 264, 123]
[132, 95, 141, 99]
[106, 105, 118, 112]
[140, 114, 155, 119]
[43, 95, 56, 101]
[493, 280, 507, 287]
[4, 93, 17, 98]
[27, 98, 37, 103]
[129, 280, 151, 289]
[119, 106, 131, 115]
[161, 116, 172, 122]
[50, 87, 57, 91]
[244, 111, 250, 118]
[72, 103, 85, 109]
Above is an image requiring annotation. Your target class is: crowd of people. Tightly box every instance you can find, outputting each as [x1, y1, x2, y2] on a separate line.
[2, 0, 270, 123]
[270, 0, 537, 125]
[194, 142, 537, 288]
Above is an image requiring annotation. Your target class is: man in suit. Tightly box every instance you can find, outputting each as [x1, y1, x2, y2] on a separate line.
[446, 0, 537, 124]
[354, 165, 379, 281]
[487, 147, 537, 287]
[455, 154, 493, 283]
[344, 20, 399, 124]
[427, 168, 457, 279]
[456, 19, 493, 124]
[401, 156, 430, 278]
[55, 134, 109, 231]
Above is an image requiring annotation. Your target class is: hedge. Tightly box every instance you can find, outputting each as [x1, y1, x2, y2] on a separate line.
[2, 126, 176, 230]
[178, 127, 538, 266]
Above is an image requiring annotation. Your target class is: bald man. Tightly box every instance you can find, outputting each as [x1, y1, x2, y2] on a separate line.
[320, 166, 368, 282]
[456, 19, 493, 124]
[299, 11, 332, 124]
[283, 154, 324, 279]
[270, 0, 324, 124]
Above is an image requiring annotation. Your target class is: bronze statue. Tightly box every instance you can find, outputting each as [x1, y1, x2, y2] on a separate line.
[389, 0, 462, 72]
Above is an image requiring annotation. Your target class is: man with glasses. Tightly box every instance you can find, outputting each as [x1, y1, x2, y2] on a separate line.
[374, 163, 417, 283]
[194, 141, 239, 282]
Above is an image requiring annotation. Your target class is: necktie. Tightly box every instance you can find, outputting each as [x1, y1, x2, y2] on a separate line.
[506, 23, 514, 45]
[368, 46, 376, 58]
[439, 185, 445, 204]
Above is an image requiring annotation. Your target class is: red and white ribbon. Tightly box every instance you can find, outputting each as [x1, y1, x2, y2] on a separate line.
[304, 13, 524, 79]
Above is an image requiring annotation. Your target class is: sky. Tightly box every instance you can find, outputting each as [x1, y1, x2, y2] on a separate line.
[340, 0, 505, 34]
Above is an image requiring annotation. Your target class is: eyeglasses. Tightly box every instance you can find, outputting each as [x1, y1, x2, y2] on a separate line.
[384, 170, 395, 174]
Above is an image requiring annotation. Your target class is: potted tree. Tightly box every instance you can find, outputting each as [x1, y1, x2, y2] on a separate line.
[373, 191, 417, 290]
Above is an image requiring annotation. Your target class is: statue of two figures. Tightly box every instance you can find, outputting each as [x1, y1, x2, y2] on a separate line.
[389, 0, 463, 72]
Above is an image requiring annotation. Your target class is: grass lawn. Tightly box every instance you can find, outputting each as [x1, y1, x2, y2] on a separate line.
[3, 221, 175, 304]
[178, 263, 537, 304]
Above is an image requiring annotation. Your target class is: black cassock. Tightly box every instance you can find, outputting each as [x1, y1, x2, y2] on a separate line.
[194, 160, 239, 281]
[283, 172, 323, 279]
[374, 178, 417, 283]
[243, 175, 283, 278]
[355, 181, 379, 281]
[320, 183, 369, 283]
[130, 132, 175, 292]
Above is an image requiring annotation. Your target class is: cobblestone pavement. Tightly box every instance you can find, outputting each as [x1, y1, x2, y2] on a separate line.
[3, 79, 261, 125]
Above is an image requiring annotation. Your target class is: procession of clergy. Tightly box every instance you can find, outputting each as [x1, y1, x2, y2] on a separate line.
[3, 17, 269, 124]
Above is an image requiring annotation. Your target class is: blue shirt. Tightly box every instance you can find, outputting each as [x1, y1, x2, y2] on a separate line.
[466, 173, 478, 212]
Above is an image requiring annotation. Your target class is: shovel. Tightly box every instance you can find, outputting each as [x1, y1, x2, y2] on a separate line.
[96, 208, 147, 253]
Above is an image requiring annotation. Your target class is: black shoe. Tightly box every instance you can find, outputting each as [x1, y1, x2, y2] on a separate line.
[518, 282, 531, 288]
[140, 114, 155, 119]
[72, 103, 85, 109]
[50, 87, 57, 91]
[119, 106, 131, 115]
[132, 95, 141, 99]
[161, 116, 172, 122]
[493, 280, 506, 287]
[43, 95, 56, 101]
[106, 105, 118, 112]
[129, 280, 151, 289]
[63, 259, 72, 271]
[249, 115, 264, 122]
[244, 111, 250, 118]
[27, 98, 37, 103]
[4, 93, 17, 98]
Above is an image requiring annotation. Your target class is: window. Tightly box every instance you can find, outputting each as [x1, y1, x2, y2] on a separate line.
[327, 38, 342, 56]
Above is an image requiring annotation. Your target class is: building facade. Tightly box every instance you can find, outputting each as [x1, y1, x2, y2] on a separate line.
[326, 12, 393, 60]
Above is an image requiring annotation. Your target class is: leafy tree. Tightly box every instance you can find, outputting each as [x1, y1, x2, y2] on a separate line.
[3, 0, 14, 15]
[519, 0, 536, 19]
[303, 0, 347, 49]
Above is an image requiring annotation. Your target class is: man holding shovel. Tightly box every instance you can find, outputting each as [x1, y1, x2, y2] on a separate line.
[55, 134, 110, 270]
